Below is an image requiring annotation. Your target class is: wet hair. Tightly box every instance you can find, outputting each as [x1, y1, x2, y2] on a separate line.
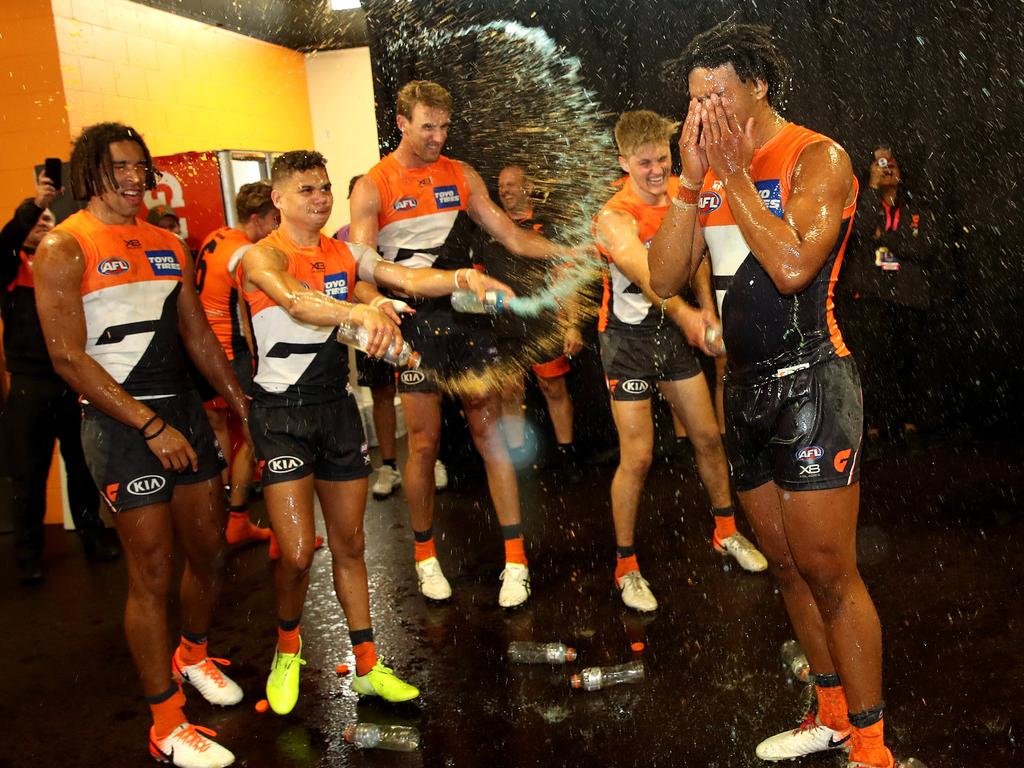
[235, 180, 274, 220]
[664, 21, 791, 107]
[68, 122, 157, 202]
[270, 151, 327, 187]
[396, 80, 453, 120]
[614, 111, 678, 158]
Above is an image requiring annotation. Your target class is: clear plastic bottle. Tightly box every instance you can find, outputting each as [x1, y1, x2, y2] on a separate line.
[780, 639, 811, 683]
[342, 723, 420, 752]
[507, 641, 577, 664]
[450, 289, 509, 314]
[704, 325, 726, 356]
[570, 660, 644, 691]
[335, 322, 420, 369]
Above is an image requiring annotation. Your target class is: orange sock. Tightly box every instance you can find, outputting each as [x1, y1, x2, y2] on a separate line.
[504, 537, 528, 566]
[850, 719, 892, 767]
[414, 537, 437, 562]
[277, 624, 301, 655]
[815, 683, 851, 731]
[177, 635, 207, 666]
[149, 687, 187, 741]
[615, 554, 640, 581]
[713, 512, 737, 542]
[353, 641, 378, 676]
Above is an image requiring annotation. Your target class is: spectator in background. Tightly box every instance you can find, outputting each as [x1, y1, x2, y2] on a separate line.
[147, 203, 182, 235]
[0, 170, 120, 585]
[841, 145, 933, 449]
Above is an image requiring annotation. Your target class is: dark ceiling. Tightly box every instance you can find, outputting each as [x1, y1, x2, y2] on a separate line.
[131, 0, 368, 52]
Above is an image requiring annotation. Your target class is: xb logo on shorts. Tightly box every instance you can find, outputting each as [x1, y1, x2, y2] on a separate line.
[400, 370, 426, 386]
[795, 445, 823, 477]
[620, 379, 649, 395]
[126, 475, 166, 496]
[268, 455, 304, 473]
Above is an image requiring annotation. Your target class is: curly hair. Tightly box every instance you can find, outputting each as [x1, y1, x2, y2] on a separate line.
[270, 150, 327, 187]
[662, 21, 791, 107]
[69, 122, 157, 202]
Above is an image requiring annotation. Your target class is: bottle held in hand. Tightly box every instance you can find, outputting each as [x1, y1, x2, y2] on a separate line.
[336, 322, 420, 369]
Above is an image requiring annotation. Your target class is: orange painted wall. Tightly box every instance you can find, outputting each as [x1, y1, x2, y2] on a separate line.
[1, 0, 316, 524]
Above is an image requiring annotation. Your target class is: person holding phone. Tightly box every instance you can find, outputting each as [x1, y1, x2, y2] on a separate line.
[1, 165, 120, 585]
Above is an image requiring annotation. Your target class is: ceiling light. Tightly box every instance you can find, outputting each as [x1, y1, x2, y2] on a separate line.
[330, 0, 361, 10]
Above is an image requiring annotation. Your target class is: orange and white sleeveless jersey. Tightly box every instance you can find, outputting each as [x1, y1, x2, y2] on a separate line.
[243, 228, 378, 405]
[365, 153, 475, 272]
[596, 177, 679, 331]
[698, 123, 858, 381]
[57, 210, 188, 398]
[196, 227, 252, 361]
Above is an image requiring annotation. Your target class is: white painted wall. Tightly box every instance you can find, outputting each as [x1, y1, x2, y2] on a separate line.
[304, 47, 381, 238]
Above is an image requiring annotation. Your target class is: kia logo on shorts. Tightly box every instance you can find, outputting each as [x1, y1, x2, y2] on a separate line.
[795, 446, 824, 462]
[401, 370, 426, 385]
[621, 379, 649, 395]
[126, 475, 166, 495]
[98, 257, 130, 275]
[268, 456, 304, 473]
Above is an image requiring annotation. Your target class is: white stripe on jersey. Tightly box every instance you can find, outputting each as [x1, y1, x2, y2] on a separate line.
[82, 281, 178, 386]
[251, 306, 335, 394]
[608, 262, 653, 325]
[703, 224, 752, 315]
[226, 243, 253, 274]
[378, 211, 459, 268]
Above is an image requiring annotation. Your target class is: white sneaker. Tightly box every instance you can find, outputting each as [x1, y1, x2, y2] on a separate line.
[755, 713, 851, 761]
[434, 460, 449, 491]
[715, 531, 769, 572]
[371, 465, 402, 499]
[149, 723, 235, 768]
[415, 556, 452, 600]
[498, 563, 530, 608]
[616, 569, 658, 612]
[172, 650, 243, 706]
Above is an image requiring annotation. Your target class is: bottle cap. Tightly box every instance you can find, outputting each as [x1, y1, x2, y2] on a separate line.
[569, 674, 582, 689]
[630, 641, 645, 653]
[335, 663, 350, 675]
[407, 351, 422, 370]
[254, 699, 269, 713]
[565, 646, 577, 662]
[342, 725, 356, 742]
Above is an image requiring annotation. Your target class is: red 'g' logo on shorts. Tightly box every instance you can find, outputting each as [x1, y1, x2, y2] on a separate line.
[834, 449, 852, 473]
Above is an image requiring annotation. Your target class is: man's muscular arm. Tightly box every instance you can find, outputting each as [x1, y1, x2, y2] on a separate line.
[241, 244, 400, 357]
[33, 231, 198, 471]
[596, 209, 712, 354]
[348, 175, 383, 250]
[462, 164, 562, 260]
[702, 95, 854, 295]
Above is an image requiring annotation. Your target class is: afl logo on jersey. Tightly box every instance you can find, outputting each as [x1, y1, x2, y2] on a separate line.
[400, 370, 426, 386]
[795, 446, 824, 462]
[621, 379, 650, 395]
[98, 257, 130, 276]
[433, 185, 462, 210]
[268, 456, 304, 473]
[126, 475, 166, 496]
[324, 272, 349, 300]
[393, 196, 418, 212]
[698, 191, 722, 214]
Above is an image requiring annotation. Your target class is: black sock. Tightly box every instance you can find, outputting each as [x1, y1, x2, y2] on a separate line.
[349, 627, 374, 646]
[228, 504, 247, 514]
[848, 703, 885, 729]
[413, 527, 433, 543]
[616, 544, 636, 559]
[180, 629, 207, 645]
[501, 523, 523, 540]
[382, 459, 397, 470]
[814, 672, 842, 688]
[277, 616, 301, 632]
[145, 684, 180, 705]
[712, 505, 735, 518]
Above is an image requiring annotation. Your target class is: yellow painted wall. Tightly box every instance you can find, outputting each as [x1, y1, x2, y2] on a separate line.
[53, 0, 314, 156]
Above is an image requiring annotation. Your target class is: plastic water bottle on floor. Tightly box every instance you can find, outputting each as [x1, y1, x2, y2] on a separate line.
[451, 289, 509, 314]
[780, 639, 810, 683]
[507, 641, 577, 664]
[336, 322, 420, 369]
[704, 326, 726, 356]
[570, 660, 644, 691]
[343, 723, 420, 752]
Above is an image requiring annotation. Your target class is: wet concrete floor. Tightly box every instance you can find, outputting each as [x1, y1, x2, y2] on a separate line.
[1, 437, 1021, 767]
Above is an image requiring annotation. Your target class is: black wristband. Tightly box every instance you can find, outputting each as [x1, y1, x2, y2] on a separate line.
[139, 414, 159, 435]
[142, 419, 166, 441]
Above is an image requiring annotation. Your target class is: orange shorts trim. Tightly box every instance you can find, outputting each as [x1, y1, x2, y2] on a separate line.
[532, 355, 570, 379]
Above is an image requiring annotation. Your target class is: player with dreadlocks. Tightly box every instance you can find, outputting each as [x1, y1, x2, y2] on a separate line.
[649, 22, 894, 768]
